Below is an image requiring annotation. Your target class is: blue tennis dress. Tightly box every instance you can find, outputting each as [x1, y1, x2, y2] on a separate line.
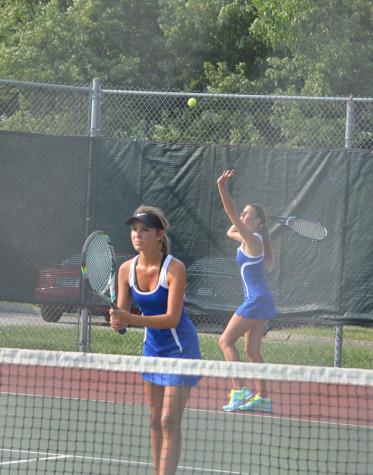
[129, 254, 201, 387]
[235, 235, 276, 320]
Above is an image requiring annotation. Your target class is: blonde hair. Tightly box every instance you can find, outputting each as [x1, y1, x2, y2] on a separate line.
[133, 204, 171, 255]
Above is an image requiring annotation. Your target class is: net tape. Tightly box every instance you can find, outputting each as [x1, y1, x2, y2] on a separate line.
[1, 348, 373, 475]
[1, 348, 372, 386]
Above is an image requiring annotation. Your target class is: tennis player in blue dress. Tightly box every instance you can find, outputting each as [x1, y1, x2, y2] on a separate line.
[109, 205, 201, 475]
[217, 169, 276, 413]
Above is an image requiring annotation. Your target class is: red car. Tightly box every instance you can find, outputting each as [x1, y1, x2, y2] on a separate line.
[35, 254, 134, 322]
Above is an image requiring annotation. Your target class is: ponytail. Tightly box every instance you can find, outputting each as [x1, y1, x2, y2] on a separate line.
[259, 224, 274, 270]
[252, 203, 274, 270]
[159, 233, 171, 255]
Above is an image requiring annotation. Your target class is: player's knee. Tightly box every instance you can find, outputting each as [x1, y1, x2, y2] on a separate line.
[160, 413, 180, 435]
[219, 334, 229, 351]
[245, 348, 256, 361]
[150, 413, 162, 432]
[219, 333, 237, 351]
[245, 346, 262, 362]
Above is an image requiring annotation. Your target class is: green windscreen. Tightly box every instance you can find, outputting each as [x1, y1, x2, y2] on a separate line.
[0, 130, 372, 322]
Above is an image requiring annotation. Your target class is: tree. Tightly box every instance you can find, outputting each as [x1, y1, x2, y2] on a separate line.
[250, 0, 373, 97]
[0, 0, 166, 88]
[159, 0, 269, 91]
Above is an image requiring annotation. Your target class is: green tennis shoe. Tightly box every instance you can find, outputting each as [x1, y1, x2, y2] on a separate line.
[222, 387, 253, 412]
[239, 394, 272, 412]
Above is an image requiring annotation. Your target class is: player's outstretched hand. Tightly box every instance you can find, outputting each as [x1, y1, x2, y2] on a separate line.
[217, 169, 235, 186]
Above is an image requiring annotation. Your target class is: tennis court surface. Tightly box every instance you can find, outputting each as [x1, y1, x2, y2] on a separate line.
[1, 349, 372, 474]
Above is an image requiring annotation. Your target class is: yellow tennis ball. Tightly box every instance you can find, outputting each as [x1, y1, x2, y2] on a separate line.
[187, 97, 197, 108]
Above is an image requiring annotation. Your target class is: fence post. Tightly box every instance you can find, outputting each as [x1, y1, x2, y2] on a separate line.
[90, 78, 101, 138]
[78, 78, 102, 353]
[344, 96, 354, 150]
[334, 96, 354, 367]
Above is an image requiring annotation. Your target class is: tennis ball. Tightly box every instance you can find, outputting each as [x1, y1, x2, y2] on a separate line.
[187, 97, 197, 108]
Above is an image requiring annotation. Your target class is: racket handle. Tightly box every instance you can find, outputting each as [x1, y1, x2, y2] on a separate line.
[109, 302, 127, 335]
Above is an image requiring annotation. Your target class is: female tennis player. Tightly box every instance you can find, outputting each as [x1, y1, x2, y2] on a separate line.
[109, 205, 201, 475]
[217, 169, 276, 412]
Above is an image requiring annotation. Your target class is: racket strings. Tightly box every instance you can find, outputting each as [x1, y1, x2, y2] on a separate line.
[85, 234, 115, 293]
[288, 219, 327, 241]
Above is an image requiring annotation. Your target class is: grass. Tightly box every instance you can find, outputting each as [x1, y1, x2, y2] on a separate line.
[1, 324, 373, 369]
[282, 325, 373, 341]
[0, 326, 78, 352]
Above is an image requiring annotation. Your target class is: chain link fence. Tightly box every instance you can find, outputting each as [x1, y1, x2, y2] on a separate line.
[1, 78, 372, 366]
[101, 89, 373, 150]
[1, 78, 372, 149]
[0, 80, 91, 137]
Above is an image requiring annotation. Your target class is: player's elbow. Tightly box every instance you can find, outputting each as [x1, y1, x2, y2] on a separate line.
[266, 258, 275, 272]
[168, 318, 180, 329]
[166, 312, 182, 329]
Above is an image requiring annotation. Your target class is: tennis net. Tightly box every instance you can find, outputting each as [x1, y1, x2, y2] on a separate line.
[1, 348, 372, 474]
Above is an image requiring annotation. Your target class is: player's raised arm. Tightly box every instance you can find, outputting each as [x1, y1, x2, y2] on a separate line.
[217, 169, 262, 255]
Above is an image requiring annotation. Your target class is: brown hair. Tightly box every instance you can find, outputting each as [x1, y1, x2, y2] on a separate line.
[133, 205, 171, 255]
[252, 203, 274, 270]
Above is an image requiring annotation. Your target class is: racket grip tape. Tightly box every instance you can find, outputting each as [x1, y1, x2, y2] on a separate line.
[109, 302, 127, 335]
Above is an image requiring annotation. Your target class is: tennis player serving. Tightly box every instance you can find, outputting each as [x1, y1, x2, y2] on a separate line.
[217, 169, 276, 412]
[109, 205, 201, 475]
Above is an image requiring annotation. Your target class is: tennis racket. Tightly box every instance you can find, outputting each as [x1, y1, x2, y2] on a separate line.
[81, 230, 126, 334]
[268, 216, 327, 241]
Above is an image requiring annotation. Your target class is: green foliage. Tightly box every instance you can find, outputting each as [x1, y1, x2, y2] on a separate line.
[0, 0, 371, 147]
[251, 0, 373, 97]
[0, 0, 166, 88]
[159, 0, 268, 90]
[204, 62, 257, 94]
[0, 0, 371, 97]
